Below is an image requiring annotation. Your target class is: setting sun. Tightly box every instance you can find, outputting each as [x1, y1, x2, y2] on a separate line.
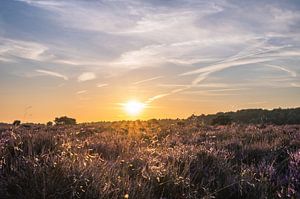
[123, 100, 145, 116]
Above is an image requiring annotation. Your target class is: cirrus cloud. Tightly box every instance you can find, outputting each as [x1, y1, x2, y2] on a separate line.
[77, 72, 96, 82]
[35, 69, 68, 80]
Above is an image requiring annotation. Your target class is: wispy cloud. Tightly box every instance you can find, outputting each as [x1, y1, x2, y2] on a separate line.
[133, 76, 163, 85]
[265, 64, 297, 77]
[146, 86, 190, 103]
[35, 69, 68, 80]
[183, 91, 240, 96]
[0, 37, 50, 62]
[146, 40, 297, 103]
[182, 87, 248, 95]
[76, 90, 87, 95]
[17, 0, 63, 7]
[180, 41, 297, 88]
[291, 83, 300, 87]
[97, 83, 108, 88]
[146, 93, 171, 103]
[0, 36, 107, 69]
[203, 88, 248, 92]
[157, 83, 230, 88]
[181, 57, 273, 76]
[78, 72, 96, 82]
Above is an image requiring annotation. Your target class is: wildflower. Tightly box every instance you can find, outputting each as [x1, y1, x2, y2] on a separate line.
[124, 193, 129, 199]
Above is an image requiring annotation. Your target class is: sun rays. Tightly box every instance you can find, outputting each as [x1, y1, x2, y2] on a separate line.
[123, 100, 146, 116]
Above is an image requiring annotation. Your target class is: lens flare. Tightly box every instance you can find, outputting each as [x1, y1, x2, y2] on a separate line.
[123, 100, 145, 116]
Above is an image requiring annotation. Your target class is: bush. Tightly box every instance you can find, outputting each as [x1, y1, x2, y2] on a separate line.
[54, 116, 76, 125]
[46, 121, 53, 126]
[13, 120, 21, 126]
[212, 115, 232, 125]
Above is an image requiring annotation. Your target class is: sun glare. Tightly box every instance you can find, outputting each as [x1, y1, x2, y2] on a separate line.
[123, 100, 145, 116]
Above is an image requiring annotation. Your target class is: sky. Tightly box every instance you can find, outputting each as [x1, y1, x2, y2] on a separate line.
[0, 0, 300, 123]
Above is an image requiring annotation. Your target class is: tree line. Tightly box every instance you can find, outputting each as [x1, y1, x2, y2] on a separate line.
[10, 107, 300, 126]
[188, 107, 300, 125]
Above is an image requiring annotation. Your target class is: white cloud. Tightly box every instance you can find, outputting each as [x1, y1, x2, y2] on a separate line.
[78, 72, 96, 82]
[76, 90, 87, 94]
[146, 93, 171, 103]
[35, 69, 68, 80]
[133, 76, 163, 85]
[97, 83, 108, 88]
[145, 40, 298, 103]
[15, 0, 300, 71]
[181, 57, 272, 76]
[113, 41, 227, 69]
[157, 83, 230, 88]
[0, 37, 50, 62]
[17, 0, 64, 8]
[291, 83, 300, 87]
[0, 37, 107, 67]
[265, 64, 297, 77]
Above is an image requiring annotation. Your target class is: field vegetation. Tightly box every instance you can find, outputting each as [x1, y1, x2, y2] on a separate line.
[0, 118, 299, 198]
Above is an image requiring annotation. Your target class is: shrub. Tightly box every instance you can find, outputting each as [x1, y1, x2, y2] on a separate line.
[54, 116, 76, 125]
[212, 115, 233, 125]
[13, 120, 21, 126]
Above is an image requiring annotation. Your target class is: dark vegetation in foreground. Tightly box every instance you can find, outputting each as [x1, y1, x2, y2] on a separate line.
[1, 119, 300, 199]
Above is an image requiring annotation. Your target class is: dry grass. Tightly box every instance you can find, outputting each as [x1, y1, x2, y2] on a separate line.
[0, 121, 299, 198]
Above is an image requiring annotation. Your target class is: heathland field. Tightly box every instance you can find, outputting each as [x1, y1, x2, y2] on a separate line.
[0, 120, 299, 199]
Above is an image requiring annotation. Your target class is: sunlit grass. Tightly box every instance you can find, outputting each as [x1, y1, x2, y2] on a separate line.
[0, 122, 299, 198]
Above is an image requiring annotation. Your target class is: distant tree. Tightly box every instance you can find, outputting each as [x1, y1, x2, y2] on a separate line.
[149, 119, 159, 124]
[47, 121, 53, 126]
[13, 120, 21, 126]
[54, 116, 76, 125]
[191, 107, 300, 125]
[187, 114, 197, 121]
[177, 121, 185, 126]
[212, 115, 232, 125]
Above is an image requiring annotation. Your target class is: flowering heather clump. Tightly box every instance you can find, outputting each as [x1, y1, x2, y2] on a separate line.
[0, 122, 299, 198]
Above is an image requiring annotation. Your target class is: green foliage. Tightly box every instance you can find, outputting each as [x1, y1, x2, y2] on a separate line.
[54, 116, 76, 125]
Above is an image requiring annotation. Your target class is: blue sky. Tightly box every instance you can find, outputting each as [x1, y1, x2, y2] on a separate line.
[0, 0, 300, 122]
